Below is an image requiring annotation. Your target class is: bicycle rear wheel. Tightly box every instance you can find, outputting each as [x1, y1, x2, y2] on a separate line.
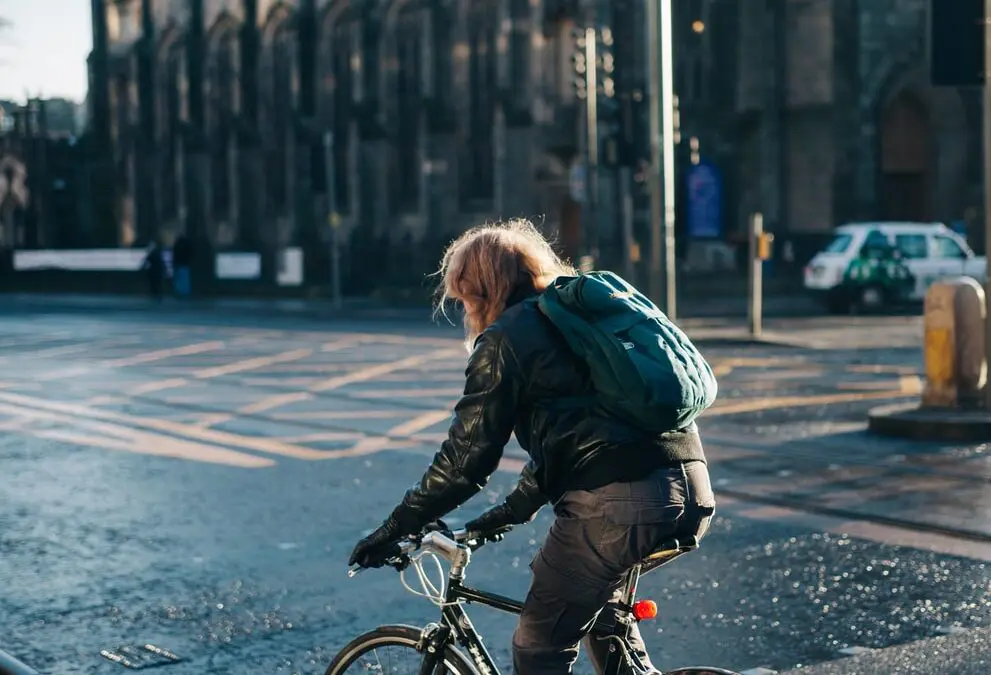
[325, 624, 478, 675]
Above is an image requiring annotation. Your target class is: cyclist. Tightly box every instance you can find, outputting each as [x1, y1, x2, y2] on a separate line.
[349, 219, 716, 675]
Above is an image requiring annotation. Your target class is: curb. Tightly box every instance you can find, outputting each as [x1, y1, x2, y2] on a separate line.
[867, 402, 991, 442]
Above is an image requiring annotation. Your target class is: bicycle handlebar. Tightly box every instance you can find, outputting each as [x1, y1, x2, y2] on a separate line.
[347, 525, 513, 577]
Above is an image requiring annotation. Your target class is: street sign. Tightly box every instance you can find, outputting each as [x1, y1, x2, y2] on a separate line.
[686, 160, 722, 239]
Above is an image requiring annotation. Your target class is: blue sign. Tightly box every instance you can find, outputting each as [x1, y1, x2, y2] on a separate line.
[686, 160, 723, 239]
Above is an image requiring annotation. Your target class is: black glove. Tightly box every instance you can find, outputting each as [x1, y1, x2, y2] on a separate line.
[349, 517, 403, 569]
[465, 502, 524, 534]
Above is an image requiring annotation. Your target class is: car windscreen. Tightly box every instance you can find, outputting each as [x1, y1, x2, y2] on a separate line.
[823, 233, 853, 254]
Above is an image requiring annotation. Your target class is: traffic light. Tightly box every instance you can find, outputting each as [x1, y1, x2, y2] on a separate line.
[930, 0, 984, 87]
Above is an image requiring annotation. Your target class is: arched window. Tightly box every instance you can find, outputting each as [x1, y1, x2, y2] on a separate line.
[391, 6, 423, 213]
[208, 29, 237, 222]
[265, 20, 295, 216]
[461, 0, 497, 206]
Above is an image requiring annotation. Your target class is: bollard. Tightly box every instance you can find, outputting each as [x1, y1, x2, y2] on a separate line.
[0, 648, 40, 675]
[922, 278, 987, 409]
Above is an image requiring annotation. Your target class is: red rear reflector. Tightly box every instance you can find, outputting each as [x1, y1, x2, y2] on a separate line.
[632, 599, 657, 621]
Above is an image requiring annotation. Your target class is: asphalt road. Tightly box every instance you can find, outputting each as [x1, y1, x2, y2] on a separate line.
[0, 305, 988, 675]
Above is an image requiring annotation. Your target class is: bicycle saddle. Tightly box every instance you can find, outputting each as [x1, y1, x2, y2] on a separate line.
[643, 535, 699, 564]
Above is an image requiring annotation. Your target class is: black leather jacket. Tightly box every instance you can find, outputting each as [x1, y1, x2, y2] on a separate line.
[387, 291, 706, 535]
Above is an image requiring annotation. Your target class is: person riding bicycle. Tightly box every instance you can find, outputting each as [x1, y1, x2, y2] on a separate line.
[349, 219, 716, 675]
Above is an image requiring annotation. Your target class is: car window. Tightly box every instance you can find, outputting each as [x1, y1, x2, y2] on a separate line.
[824, 234, 853, 254]
[933, 235, 967, 259]
[894, 233, 928, 259]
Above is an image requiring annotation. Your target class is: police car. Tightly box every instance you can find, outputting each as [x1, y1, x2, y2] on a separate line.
[803, 221, 987, 314]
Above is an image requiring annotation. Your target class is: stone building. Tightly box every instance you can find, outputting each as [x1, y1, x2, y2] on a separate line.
[86, 0, 984, 292]
[715, 0, 982, 260]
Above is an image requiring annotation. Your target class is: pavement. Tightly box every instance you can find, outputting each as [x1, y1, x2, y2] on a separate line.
[0, 303, 988, 674]
[0, 288, 822, 320]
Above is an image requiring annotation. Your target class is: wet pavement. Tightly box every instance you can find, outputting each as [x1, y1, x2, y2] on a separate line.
[0, 306, 988, 674]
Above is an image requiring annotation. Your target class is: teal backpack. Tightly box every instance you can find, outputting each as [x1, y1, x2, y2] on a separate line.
[537, 271, 718, 432]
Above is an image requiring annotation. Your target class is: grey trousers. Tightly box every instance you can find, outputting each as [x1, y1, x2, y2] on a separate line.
[512, 461, 716, 675]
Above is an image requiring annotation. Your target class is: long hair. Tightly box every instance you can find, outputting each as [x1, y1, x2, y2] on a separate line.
[434, 219, 577, 344]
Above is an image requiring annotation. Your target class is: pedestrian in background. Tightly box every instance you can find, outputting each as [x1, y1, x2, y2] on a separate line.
[140, 240, 166, 302]
[172, 234, 193, 298]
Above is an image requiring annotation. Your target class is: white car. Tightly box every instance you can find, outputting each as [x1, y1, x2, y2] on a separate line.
[803, 221, 987, 313]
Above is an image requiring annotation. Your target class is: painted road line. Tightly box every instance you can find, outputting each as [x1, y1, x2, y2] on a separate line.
[387, 410, 452, 436]
[103, 341, 227, 367]
[0, 391, 341, 460]
[271, 410, 414, 421]
[704, 389, 914, 417]
[0, 390, 408, 462]
[191, 348, 315, 379]
[309, 348, 460, 392]
[0, 401, 273, 468]
[237, 391, 313, 415]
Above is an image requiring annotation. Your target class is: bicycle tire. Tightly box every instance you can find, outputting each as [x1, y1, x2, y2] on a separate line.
[325, 624, 479, 675]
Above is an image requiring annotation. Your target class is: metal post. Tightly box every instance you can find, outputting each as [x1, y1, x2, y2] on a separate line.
[984, 0, 991, 409]
[749, 212, 764, 338]
[323, 131, 342, 309]
[646, 0, 663, 306]
[585, 26, 599, 266]
[659, 0, 677, 319]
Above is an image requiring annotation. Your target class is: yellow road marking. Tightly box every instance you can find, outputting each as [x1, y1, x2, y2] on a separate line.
[189, 413, 236, 428]
[388, 410, 452, 436]
[129, 378, 190, 395]
[192, 348, 314, 379]
[238, 391, 313, 415]
[352, 387, 462, 399]
[272, 432, 366, 443]
[104, 341, 227, 367]
[705, 389, 912, 416]
[0, 401, 273, 468]
[309, 348, 459, 392]
[271, 410, 411, 420]
[0, 391, 410, 461]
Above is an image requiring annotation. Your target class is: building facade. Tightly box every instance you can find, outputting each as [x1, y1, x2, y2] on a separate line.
[85, 0, 984, 292]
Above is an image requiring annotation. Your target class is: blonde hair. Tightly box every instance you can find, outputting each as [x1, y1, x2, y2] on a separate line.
[434, 219, 576, 343]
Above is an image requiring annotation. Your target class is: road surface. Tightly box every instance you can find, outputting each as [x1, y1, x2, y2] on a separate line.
[0, 305, 987, 674]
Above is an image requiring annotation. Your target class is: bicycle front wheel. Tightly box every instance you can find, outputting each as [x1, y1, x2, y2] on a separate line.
[325, 624, 478, 675]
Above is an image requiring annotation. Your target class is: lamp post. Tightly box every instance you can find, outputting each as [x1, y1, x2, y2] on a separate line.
[645, 0, 677, 318]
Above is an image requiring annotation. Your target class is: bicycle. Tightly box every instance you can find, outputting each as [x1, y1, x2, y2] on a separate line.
[328, 524, 741, 675]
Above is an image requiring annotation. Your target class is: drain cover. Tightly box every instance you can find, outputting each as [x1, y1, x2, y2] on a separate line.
[100, 644, 182, 669]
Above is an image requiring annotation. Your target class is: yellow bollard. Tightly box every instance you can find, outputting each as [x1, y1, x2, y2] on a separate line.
[921, 278, 987, 409]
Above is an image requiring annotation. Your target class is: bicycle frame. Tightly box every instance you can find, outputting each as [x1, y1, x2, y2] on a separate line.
[346, 528, 739, 675]
[416, 545, 685, 675]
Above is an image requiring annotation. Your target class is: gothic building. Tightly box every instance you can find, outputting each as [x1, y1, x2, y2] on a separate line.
[85, 0, 984, 291]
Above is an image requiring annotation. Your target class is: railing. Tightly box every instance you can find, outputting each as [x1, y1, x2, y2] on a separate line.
[0, 648, 40, 675]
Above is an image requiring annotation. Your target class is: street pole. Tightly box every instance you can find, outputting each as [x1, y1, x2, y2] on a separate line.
[748, 212, 764, 339]
[646, 0, 663, 306]
[585, 27, 600, 267]
[323, 131, 342, 309]
[659, 0, 677, 320]
[984, 0, 991, 409]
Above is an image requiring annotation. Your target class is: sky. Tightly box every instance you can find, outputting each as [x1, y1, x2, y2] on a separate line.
[0, 0, 93, 103]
